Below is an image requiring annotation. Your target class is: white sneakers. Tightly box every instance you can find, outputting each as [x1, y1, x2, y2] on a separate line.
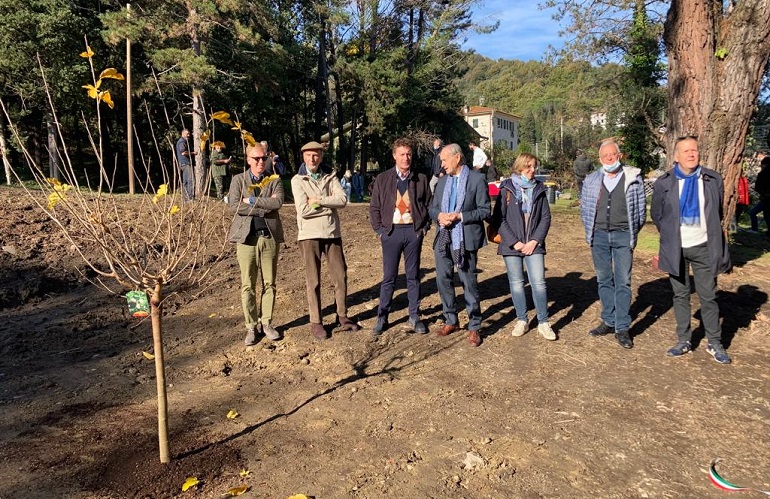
[537, 322, 556, 341]
[511, 320, 527, 337]
[511, 320, 556, 340]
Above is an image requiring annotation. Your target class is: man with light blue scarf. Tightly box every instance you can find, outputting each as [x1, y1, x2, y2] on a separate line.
[430, 143, 490, 347]
[580, 139, 646, 349]
[651, 136, 732, 364]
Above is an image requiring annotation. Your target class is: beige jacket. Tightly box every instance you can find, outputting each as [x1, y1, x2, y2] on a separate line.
[290, 169, 348, 241]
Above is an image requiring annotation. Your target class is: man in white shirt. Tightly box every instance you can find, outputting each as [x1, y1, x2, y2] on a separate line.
[469, 141, 488, 171]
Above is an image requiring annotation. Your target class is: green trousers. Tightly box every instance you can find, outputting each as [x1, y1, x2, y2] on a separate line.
[236, 234, 278, 329]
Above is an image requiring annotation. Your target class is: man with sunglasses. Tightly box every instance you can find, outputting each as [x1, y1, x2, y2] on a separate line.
[228, 143, 285, 345]
[291, 141, 361, 340]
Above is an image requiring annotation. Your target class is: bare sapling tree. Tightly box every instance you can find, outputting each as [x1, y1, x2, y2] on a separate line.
[1, 40, 230, 463]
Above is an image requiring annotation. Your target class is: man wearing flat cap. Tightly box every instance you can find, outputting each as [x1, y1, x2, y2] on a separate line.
[291, 141, 361, 340]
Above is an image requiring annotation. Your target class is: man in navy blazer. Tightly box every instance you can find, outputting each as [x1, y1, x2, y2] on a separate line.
[430, 143, 491, 346]
[369, 138, 432, 335]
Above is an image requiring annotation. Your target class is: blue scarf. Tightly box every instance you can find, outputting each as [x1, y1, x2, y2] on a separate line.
[439, 166, 470, 269]
[674, 163, 701, 226]
[511, 174, 536, 213]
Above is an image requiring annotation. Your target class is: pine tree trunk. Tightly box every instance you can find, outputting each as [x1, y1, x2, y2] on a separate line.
[664, 0, 770, 229]
[150, 282, 170, 463]
[46, 113, 61, 181]
[192, 87, 207, 199]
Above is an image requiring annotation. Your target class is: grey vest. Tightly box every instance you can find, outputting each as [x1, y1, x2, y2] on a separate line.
[595, 173, 629, 231]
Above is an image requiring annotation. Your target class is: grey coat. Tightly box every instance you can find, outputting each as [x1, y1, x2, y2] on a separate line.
[650, 167, 731, 277]
[228, 171, 285, 244]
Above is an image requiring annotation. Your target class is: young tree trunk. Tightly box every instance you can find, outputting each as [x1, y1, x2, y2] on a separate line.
[150, 282, 170, 463]
[46, 113, 61, 181]
[0, 111, 12, 185]
[664, 0, 770, 229]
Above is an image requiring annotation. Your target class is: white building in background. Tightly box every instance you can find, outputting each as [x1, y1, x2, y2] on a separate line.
[463, 106, 521, 154]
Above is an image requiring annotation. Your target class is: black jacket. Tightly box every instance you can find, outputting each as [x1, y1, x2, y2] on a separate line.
[651, 167, 731, 277]
[490, 179, 551, 256]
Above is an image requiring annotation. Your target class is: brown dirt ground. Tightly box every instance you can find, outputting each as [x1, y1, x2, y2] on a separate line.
[1, 185, 769, 499]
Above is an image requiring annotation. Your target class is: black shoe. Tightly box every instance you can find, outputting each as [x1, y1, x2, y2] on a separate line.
[589, 322, 613, 337]
[409, 317, 427, 334]
[372, 316, 388, 335]
[615, 330, 633, 349]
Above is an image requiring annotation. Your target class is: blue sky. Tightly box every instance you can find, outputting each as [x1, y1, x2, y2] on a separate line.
[461, 2, 564, 61]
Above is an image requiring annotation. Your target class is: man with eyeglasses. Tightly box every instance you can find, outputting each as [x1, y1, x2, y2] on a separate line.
[580, 139, 646, 349]
[228, 143, 285, 345]
[291, 141, 361, 340]
[651, 136, 732, 364]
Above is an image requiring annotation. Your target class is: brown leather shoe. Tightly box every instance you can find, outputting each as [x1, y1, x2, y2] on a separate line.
[468, 330, 482, 347]
[311, 323, 329, 340]
[436, 323, 458, 337]
[337, 315, 361, 332]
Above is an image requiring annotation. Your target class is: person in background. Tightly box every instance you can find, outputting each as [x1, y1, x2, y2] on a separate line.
[580, 139, 646, 350]
[175, 128, 196, 201]
[469, 140, 488, 172]
[291, 141, 361, 340]
[352, 168, 365, 202]
[573, 149, 593, 199]
[210, 142, 232, 202]
[340, 170, 352, 200]
[429, 137, 445, 193]
[430, 143, 491, 347]
[228, 143, 284, 345]
[652, 136, 732, 364]
[485, 158, 498, 184]
[369, 138, 432, 336]
[490, 153, 555, 340]
[749, 156, 770, 234]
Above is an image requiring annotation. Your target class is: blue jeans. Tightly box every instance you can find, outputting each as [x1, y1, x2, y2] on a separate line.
[180, 164, 194, 201]
[591, 229, 633, 331]
[503, 254, 549, 323]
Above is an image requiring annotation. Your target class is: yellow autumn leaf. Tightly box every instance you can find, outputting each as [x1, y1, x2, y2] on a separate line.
[53, 182, 72, 193]
[82, 84, 99, 99]
[169, 205, 180, 215]
[226, 409, 239, 419]
[100, 90, 115, 109]
[238, 469, 251, 477]
[231, 121, 242, 130]
[200, 130, 209, 150]
[46, 177, 62, 187]
[181, 476, 199, 492]
[99, 67, 125, 80]
[287, 495, 312, 499]
[80, 46, 94, 58]
[241, 131, 256, 147]
[211, 111, 234, 126]
[153, 183, 168, 204]
[208, 313, 217, 318]
[142, 351, 155, 360]
[224, 484, 249, 496]
[47, 192, 65, 210]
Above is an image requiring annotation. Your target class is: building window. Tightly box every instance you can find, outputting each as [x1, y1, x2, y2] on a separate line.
[472, 118, 478, 128]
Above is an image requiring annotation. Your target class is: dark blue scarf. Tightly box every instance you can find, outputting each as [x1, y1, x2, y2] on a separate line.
[674, 163, 701, 227]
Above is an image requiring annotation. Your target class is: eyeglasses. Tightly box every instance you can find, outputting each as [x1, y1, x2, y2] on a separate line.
[248, 155, 269, 162]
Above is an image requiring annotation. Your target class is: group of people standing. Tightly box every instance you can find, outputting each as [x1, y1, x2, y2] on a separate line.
[223, 134, 735, 364]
